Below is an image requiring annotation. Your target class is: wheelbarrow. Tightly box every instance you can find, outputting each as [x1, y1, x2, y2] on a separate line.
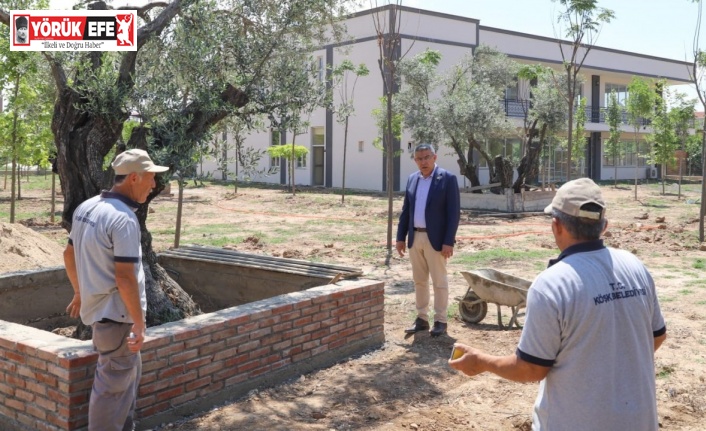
[457, 269, 531, 329]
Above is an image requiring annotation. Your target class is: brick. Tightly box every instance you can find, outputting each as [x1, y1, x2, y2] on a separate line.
[272, 321, 293, 333]
[248, 327, 272, 340]
[248, 346, 271, 360]
[138, 400, 170, 418]
[260, 333, 283, 347]
[337, 296, 355, 306]
[237, 321, 259, 334]
[293, 316, 313, 327]
[292, 333, 311, 345]
[237, 340, 260, 353]
[282, 346, 302, 357]
[26, 356, 48, 371]
[302, 340, 321, 350]
[213, 346, 238, 361]
[248, 364, 272, 378]
[272, 339, 292, 351]
[199, 360, 225, 377]
[300, 305, 320, 316]
[214, 367, 240, 382]
[311, 345, 329, 356]
[142, 357, 169, 373]
[199, 340, 226, 356]
[211, 327, 238, 342]
[172, 370, 198, 386]
[136, 394, 156, 410]
[328, 339, 346, 350]
[225, 334, 249, 348]
[139, 378, 171, 396]
[225, 373, 248, 386]
[281, 328, 303, 339]
[270, 303, 294, 314]
[303, 322, 322, 333]
[6, 397, 26, 412]
[17, 412, 36, 427]
[293, 300, 313, 310]
[156, 342, 186, 358]
[26, 381, 48, 396]
[237, 360, 260, 373]
[184, 334, 213, 349]
[173, 327, 203, 341]
[279, 310, 301, 322]
[224, 353, 250, 368]
[46, 411, 70, 428]
[311, 329, 329, 340]
[269, 358, 292, 371]
[321, 333, 342, 345]
[35, 395, 57, 412]
[156, 386, 185, 402]
[170, 390, 198, 407]
[186, 357, 212, 371]
[6, 374, 26, 389]
[331, 307, 350, 318]
[224, 315, 250, 328]
[248, 309, 273, 321]
[26, 403, 47, 420]
[258, 315, 282, 328]
[185, 376, 211, 392]
[170, 349, 198, 364]
[0, 402, 17, 420]
[158, 364, 185, 379]
[5, 351, 25, 364]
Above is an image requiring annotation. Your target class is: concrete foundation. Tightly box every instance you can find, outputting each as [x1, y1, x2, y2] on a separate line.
[0, 248, 384, 431]
[460, 189, 555, 212]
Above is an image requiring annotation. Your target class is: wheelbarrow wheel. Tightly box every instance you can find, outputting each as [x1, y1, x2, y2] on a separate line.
[458, 292, 488, 324]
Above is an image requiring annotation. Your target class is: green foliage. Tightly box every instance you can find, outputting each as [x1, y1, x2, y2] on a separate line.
[626, 77, 656, 130]
[266, 144, 309, 160]
[371, 96, 403, 154]
[649, 94, 677, 177]
[605, 91, 622, 183]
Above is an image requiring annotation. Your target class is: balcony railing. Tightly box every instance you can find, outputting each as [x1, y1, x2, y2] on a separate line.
[500, 99, 666, 127]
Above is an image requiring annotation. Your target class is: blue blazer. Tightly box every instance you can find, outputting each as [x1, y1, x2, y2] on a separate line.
[396, 167, 460, 251]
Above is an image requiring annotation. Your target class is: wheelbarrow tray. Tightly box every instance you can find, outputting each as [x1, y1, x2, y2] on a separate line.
[458, 269, 531, 328]
[460, 269, 530, 308]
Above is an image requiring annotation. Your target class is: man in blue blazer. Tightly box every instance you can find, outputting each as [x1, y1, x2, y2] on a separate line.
[396, 144, 461, 337]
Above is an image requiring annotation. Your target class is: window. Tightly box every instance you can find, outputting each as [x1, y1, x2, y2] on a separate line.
[270, 129, 281, 168]
[479, 137, 522, 167]
[311, 127, 325, 146]
[297, 154, 307, 168]
[316, 56, 324, 82]
[604, 83, 628, 107]
[603, 140, 649, 167]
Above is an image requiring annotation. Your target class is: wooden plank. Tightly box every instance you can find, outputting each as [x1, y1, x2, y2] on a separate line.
[463, 182, 501, 192]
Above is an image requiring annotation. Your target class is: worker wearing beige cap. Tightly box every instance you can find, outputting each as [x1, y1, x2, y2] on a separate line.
[64, 148, 168, 431]
[450, 178, 666, 431]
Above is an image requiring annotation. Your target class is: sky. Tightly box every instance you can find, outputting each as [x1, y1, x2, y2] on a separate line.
[406, 0, 704, 63]
[45, 0, 704, 104]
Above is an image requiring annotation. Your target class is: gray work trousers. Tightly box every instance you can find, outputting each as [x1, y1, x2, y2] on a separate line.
[89, 321, 141, 431]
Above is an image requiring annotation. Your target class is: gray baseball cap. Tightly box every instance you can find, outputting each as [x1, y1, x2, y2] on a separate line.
[544, 178, 605, 220]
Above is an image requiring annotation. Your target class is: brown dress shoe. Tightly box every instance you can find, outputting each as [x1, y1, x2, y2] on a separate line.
[404, 317, 430, 334]
[430, 321, 447, 337]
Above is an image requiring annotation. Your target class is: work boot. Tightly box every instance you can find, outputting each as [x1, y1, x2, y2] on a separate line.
[430, 321, 447, 337]
[404, 317, 429, 334]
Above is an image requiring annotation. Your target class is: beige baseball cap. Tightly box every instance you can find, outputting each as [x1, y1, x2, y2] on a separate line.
[112, 149, 169, 175]
[544, 178, 605, 220]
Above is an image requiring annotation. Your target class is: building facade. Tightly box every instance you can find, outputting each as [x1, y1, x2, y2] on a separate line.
[200, 5, 692, 191]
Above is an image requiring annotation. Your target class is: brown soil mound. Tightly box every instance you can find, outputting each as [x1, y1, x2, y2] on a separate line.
[0, 222, 65, 273]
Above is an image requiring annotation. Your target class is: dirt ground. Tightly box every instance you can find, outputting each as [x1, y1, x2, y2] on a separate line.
[3, 179, 706, 431]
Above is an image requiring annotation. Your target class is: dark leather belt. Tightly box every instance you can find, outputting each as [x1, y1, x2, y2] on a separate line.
[414, 228, 427, 232]
[98, 318, 120, 324]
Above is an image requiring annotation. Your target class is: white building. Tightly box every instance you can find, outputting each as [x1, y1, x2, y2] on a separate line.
[201, 5, 692, 191]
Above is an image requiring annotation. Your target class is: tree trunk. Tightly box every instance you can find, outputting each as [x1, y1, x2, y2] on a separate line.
[341, 116, 349, 204]
[174, 180, 184, 248]
[512, 121, 545, 193]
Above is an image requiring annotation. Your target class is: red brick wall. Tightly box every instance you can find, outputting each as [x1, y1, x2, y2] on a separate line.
[0, 279, 384, 431]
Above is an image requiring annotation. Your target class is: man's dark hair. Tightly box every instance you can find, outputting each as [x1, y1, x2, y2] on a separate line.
[15, 16, 28, 29]
[414, 143, 436, 154]
[114, 174, 128, 185]
[552, 203, 606, 240]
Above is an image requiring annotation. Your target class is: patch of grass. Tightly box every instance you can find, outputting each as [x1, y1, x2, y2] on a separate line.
[454, 248, 555, 268]
[656, 365, 675, 379]
[684, 279, 706, 288]
[659, 295, 675, 303]
[678, 289, 694, 296]
[693, 259, 706, 270]
[446, 301, 459, 320]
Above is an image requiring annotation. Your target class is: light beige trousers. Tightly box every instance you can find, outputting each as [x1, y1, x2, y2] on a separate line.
[409, 231, 448, 324]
